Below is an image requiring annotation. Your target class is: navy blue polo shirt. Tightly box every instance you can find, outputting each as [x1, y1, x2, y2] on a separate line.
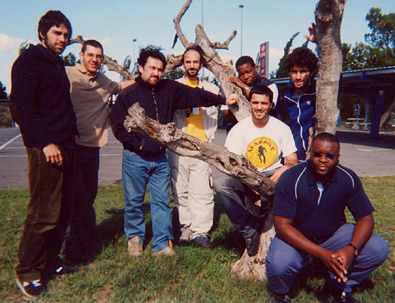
[273, 161, 374, 244]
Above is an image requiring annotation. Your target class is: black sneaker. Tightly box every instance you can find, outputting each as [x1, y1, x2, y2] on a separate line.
[334, 292, 358, 303]
[16, 278, 45, 300]
[53, 265, 77, 276]
[274, 293, 292, 303]
[192, 234, 213, 249]
[245, 231, 260, 256]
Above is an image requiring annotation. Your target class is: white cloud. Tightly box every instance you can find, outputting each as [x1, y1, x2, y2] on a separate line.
[100, 37, 111, 46]
[269, 47, 284, 64]
[0, 34, 26, 55]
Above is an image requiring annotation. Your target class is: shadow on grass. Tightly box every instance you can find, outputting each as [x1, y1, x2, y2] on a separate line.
[92, 188, 254, 259]
[211, 193, 247, 255]
[93, 201, 155, 257]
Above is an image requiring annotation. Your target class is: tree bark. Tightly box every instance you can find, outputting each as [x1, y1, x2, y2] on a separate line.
[314, 0, 346, 135]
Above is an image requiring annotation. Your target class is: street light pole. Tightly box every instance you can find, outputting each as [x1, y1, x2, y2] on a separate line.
[201, 0, 205, 79]
[201, 0, 204, 28]
[239, 4, 244, 57]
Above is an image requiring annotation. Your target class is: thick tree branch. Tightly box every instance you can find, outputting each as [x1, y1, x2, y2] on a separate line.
[164, 54, 183, 75]
[124, 103, 275, 197]
[209, 30, 237, 49]
[173, 0, 194, 49]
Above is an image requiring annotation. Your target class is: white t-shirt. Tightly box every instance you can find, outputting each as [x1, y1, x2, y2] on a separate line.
[225, 115, 297, 172]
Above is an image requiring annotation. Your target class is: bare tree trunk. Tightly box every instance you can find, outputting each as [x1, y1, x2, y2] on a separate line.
[379, 96, 395, 129]
[314, 0, 346, 135]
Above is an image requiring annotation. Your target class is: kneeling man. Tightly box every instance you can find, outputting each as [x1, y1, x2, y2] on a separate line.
[266, 132, 389, 303]
[214, 83, 298, 256]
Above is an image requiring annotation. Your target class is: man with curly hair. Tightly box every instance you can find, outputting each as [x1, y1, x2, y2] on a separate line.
[285, 47, 318, 160]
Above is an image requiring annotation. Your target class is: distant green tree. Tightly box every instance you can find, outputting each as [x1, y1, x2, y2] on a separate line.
[271, 32, 300, 79]
[121, 55, 132, 81]
[365, 8, 395, 50]
[0, 82, 7, 99]
[62, 52, 76, 66]
[342, 8, 395, 71]
[163, 67, 185, 80]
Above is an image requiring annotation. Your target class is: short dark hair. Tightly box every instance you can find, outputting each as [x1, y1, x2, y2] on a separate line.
[182, 45, 205, 65]
[286, 47, 318, 76]
[249, 83, 273, 103]
[312, 132, 340, 150]
[137, 45, 167, 70]
[81, 40, 103, 54]
[235, 56, 256, 70]
[38, 10, 72, 41]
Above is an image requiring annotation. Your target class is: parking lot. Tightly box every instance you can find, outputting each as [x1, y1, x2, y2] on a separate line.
[1, 127, 395, 190]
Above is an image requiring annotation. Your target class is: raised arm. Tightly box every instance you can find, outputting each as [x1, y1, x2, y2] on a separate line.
[304, 22, 317, 44]
[119, 79, 135, 90]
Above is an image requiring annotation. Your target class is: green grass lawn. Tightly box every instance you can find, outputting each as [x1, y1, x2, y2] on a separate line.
[0, 176, 394, 302]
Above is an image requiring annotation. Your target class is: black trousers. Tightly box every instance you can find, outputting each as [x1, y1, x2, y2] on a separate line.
[64, 145, 100, 263]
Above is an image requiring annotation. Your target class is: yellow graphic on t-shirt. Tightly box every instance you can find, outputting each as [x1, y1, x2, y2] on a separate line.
[246, 137, 278, 169]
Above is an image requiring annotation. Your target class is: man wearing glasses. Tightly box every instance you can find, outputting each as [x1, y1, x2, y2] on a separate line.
[65, 40, 134, 264]
[266, 132, 389, 303]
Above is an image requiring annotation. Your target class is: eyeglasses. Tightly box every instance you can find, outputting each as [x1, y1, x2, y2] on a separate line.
[312, 152, 336, 160]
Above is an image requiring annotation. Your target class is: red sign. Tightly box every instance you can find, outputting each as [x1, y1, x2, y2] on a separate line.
[259, 42, 269, 78]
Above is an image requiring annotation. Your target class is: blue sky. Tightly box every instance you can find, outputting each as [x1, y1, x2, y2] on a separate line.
[0, 0, 394, 94]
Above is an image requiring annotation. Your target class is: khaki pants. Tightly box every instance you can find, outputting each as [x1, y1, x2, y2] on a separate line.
[168, 151, 214, 236]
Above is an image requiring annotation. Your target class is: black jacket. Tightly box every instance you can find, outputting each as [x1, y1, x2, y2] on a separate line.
[111, 77, 226, 157]
[11, 44, 78, 149]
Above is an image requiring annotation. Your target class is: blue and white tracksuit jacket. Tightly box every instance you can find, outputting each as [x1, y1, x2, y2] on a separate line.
[284, 81, 316, 161]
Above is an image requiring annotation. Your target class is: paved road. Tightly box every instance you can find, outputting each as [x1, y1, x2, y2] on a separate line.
[1, 127, 394, 190]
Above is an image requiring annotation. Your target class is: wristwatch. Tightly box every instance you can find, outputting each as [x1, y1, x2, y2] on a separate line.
[244, 86, 252, 90]
[348, 243, 358, 256]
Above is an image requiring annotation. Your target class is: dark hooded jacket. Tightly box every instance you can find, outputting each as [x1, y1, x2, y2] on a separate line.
[11, 43, 78, 149]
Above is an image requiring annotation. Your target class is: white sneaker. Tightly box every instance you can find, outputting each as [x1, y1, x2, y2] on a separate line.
[179, 225, 193, 242]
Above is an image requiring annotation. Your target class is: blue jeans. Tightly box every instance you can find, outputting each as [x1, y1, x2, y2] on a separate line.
[213, 174, 261, 239]
[122, 150, 173, 252]
[265, 223, 389, 295]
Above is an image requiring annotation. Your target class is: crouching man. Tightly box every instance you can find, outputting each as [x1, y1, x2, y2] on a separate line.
[266, 132, 389, 303]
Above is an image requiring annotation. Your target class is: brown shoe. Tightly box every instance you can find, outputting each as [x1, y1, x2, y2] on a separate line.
[152, 240, 177, 257]
[128, 236, 143, 257]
